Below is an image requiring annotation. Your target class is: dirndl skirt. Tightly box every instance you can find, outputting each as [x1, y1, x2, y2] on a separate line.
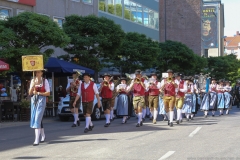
[224, 92, 232, 110]
[30, 95, 46, 128]
[116, 94, 129, 116]
[182, 94, 193, 114]
[158, 97, 166, 115]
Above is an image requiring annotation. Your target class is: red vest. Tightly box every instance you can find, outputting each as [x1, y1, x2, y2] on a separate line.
[133, 78, 145, 96]
[164, 82, 175, 97]
[35, 78, 46, 92]
[187, 84, 192, 93]
[119, 86, 127, 94]
[149, 81, 160, 96]
[70, 79, 80, 97]
[81, 82, 95, 102]
[101, 82, 113, 98]
[211, 84, 217, 92]
[177, 80, 185, 97]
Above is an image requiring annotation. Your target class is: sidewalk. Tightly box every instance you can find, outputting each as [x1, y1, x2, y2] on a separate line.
[0, 117, 59, 129]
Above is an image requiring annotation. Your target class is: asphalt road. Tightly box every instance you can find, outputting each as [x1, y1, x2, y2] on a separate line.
[1, 107, 240, 160]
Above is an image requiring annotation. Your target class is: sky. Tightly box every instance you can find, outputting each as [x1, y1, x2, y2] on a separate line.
[221, 0, 240, 36]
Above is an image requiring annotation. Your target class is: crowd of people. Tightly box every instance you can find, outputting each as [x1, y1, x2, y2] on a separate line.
[29, 69, 238, 146]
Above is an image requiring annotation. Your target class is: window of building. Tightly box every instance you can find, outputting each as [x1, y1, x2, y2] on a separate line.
[130, 1, 136, 22]
[107, 0, 114, 14]
[135, 3, 143, 24]
[53, 17, 64, 28]
[99, 0, 106, 11]
[115, 0, 122, 17]
[72, 0, 80, 2]
[148, 9, 159, 29]
[231, 49, 235, 54]
[17, 9, 25, 15]
[82, 0, 93, 4]
[0, 8, 11, 20]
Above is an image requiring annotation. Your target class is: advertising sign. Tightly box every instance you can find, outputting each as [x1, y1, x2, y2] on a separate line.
[202, 4, 218, 49]
[22, 55, 43, 71]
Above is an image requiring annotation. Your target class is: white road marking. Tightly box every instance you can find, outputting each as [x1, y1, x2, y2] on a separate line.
[189, 126, 202, 137]
[158, 151, 175, 160]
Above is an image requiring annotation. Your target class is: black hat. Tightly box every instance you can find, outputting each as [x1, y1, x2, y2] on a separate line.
[166, 69, 173, 73]
[103, 73, 111, 77]
[135, 69, 142, 75]
[120, 77, 127, 81]
[174, 72, 181, 77]
[151, 72, 157, 76]
[183, 76, 190, 80]
[83, 73, 91, 77]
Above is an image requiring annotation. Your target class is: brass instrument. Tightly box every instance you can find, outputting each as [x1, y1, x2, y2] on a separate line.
[134, 78, 141, 83]
[90, 78, 94, 81]
[103, 81, 109, 86]
[71, 70, 82, 93]
[142, 75, 149, 80]
[167, 77, 173, 82]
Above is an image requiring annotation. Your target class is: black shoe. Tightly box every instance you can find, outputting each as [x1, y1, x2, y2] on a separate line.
[77, 120, 80, 126]
[170, 122, 173, 127]
[149, 117, 153, 120]
[104, 123, 110, 127]
[163, 118, 167, 121]
[84, 128, 89, 133]
[72, 124, 77, 127]
[142, 118, 145, 122]
[110, 119, 113, 122]
[146, 115, 150, 118]
[176, 120, 179, 124]
[140, 121, 143, 126]
[180, 120, 183, 123]
[191, 117, 194, 120]
[221, 114, 223, 115]
[212, 115, 215, 117]
[127, 116, 131, 120]
[136, 123, 140, 127]
[33, 143, 39, 146]
[168, 120, 170, 125]
[122, 121, 127, 124]
[89, 125, 94, 131]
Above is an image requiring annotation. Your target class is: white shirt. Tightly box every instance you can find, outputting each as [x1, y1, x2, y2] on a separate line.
[66, 80, 82, 89]
[146, 80, 161, 91]
[116, 84, 129, 91]
[224, 86, 232, 92]
[30, 78, 50, 92]
[77, 81, 99, 96]
[209, 83, 217, 92]
[217, 85, 224, 92]
[175, 79, 187, 93]
[187, 83, 194, 93]
[109, 82, 114, 91]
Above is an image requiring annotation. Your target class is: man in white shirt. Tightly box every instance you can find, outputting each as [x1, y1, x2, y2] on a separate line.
[74, 73, 101, 133]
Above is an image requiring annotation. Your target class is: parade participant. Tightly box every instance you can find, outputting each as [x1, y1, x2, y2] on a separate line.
[160, 69, 177, 127]
[174, 73, 187, 124]
[182, 76, 194, 121]
[191, 77, 198, 119]
[143, 89, 149, 121]
[232, 81, 240, 108]
[224, 81, 232, 115]
[57, 85, 66, 101]
[159, 76, 167, 121]
[66, 71, 81, 127]
[209, 78, 218, 117]
[146, 73, 161, 124]
[28, 70, 50, 146]
[128, 69, 147, 127]
[73, 73, 101, 133]
[116, 77, 129, 124]
[217, 79, 225, 116]
[99, 73, 114, 127]
[200, 75, 210, 118]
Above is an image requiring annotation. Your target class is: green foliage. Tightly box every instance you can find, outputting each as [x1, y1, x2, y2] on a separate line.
[20, 99, 30, 108]
[110, 32, 160, 74]
[156, 40, 207, 75]
[0, 12, 70, 99]
[63, 15, 125, 72]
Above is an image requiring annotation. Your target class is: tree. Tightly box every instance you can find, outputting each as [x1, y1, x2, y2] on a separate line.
[63, 15, 125, 78]
[0, 12, 70, 99]
[110, 32, 160, 74]
[156, 40, 207, 75]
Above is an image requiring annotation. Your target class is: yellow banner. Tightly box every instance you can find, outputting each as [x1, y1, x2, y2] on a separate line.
[22, 55, 44, 71]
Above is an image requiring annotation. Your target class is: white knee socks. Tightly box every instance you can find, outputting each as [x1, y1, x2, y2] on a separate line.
[142, 108, 146, 118]
[204, 111, 208, 116]
[153, 110, 158, 120]
[110, 110, 114, 119]
[186, 113, 190, 119]
[85, 117, 90, 129]
[105, 114, 110, 123]
[226, 109, 229, 114]
[177, 109, 181, 120]
[89, 117, 93, 126]
[34, 129, 41, 144]
[40, 128, 45, 141]
[74, 114, 78, 124]
[212, 111, 215, 115]
[138, 113, 143, 123]
[191, 114, 194, 118]
[169, 111, 174, 123]
[150, 110, 153, 118]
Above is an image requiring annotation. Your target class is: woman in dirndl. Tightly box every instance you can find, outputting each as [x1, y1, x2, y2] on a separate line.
[224, 81, 232, 115]
[116, 77, 129, 124]
[29, 70, 50, 146]
[159, 77, 167, 121]
[191, 78, 198, 120]
[200, 77, 211, 118]
[217, 80, 225, 116]
[182, 76, 194, 121]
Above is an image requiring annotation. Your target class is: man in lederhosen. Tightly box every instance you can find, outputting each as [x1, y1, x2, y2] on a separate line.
[73, 73, 101, 133]
[146, 73, 161, 124]
[99, 73, 114, 127]
[128, 69, 147, 127]
[160, 69, 178, 127]
[66, 71, 81, 127]
[174, 73, 187, 124]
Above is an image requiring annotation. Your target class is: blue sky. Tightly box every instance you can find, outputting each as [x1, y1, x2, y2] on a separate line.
[222, 0, 240, 36]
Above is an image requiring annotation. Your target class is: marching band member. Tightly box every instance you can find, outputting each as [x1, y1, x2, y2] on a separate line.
[66, 71, 81, 127]
[143, 89, 149, 121]
[99, 73, 114, 127]
[200, 76, 210, 118]
[73, 73, 101, 133]
[116, 77, 129, 124]
[160, 69, 177, 127]
[224, 81, 232, 115]
[191, 78, 199, 119]
[146, 73, 161, 124]
[182, 76, 194, 121]
[174, 73, 187, 124]
[128, 69, 147, 127]
[209, 78, 218, 117]
[217, 79, 225, 116]
[29, 70, 50, 146]
[159, 76, 167, 121]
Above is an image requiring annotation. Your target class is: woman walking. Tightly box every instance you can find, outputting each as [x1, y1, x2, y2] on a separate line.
[29, 70, 50, 146]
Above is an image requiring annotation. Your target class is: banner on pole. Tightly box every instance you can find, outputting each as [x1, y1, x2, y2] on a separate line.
[22, 55, 44, 71]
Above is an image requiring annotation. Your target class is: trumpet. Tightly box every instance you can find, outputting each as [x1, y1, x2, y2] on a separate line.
[142, 75, 149, 80]
[103, 81, 109, 86]
[134, 78, 141, 83]
[71, 70, 82, 93]
[167, 77, 173, 82]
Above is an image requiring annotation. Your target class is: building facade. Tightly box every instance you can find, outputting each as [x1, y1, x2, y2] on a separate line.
[224, 31, 240, 59]
[0, 0, 98, 57]
[98, 0, 159, 41]
[159, 0, 224, 57]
